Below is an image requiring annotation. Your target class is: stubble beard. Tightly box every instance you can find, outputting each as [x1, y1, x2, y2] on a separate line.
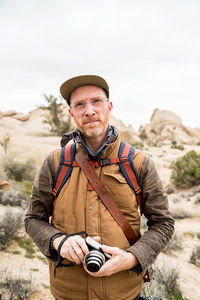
[83, 124, 106, 138]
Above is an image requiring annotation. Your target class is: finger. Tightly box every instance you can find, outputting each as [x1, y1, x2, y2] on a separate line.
[101, 245, 118, 255]
[72, 236, 89, 255]
[69, 239, 87, 263]
[91, 236, 101, 243]
[67, 246, 82, 264]
[60, 236, 88, 262]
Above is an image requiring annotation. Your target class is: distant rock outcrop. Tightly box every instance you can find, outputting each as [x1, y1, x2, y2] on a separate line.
[0, 181, 11, 191]
[3, 110, 18, 117]
[12, 113, 30, 122]
[139, 109, 200, 145]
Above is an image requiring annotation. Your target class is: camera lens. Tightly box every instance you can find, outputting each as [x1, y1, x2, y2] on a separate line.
[85, 250, 105, 272]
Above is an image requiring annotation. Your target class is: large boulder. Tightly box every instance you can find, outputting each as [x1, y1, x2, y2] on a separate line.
[138, 109, 200, 145]
[150, 109, 182, 134]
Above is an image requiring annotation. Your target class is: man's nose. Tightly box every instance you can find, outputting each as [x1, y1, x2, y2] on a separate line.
[84, 102, 96, 115]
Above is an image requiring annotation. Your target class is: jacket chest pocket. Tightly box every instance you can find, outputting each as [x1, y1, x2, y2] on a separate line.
[102, 169, 136, 209]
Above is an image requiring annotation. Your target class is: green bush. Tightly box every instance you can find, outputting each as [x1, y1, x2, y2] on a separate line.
[171, 150, 200, 187]
[3, 158, 36, 182]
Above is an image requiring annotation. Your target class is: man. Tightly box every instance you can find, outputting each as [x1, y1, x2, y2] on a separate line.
[25, 75, 174, 300]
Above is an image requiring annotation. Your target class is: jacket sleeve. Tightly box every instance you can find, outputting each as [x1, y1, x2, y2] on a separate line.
[24, 150, 63, 257]
[127, 154, 175, 272]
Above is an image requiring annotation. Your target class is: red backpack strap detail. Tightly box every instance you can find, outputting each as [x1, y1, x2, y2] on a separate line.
[51, 143, 77, 224]
[118, 141, 143, 215]
[52, 145, 72, 197]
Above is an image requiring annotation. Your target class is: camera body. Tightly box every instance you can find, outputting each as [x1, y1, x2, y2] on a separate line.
[84, 236, 111, 272]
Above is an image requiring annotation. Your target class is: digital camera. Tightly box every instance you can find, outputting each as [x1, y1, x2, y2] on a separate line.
[84, 236, 111, 272]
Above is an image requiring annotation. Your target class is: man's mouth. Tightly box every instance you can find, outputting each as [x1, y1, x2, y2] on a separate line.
[84, 119, 99, 125]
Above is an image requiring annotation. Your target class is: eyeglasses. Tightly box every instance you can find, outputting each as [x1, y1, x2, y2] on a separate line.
[70, 98, 108, 114]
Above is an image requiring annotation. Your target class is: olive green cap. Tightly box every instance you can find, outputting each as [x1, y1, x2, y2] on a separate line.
[60, 75, 109, 105]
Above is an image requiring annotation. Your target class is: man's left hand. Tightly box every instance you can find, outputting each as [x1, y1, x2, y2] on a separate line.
[83, 244, 138, 277]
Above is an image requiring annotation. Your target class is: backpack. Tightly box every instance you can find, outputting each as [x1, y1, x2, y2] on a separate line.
[52, 141, 144, 216]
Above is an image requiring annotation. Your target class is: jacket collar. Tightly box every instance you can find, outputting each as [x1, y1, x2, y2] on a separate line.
[60, 125, 118, 160]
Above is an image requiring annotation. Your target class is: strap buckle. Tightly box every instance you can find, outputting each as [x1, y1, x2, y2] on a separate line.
[101, 159, 110, 166]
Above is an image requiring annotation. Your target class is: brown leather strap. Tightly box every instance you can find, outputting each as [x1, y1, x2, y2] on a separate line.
[75, 148, 139, 245]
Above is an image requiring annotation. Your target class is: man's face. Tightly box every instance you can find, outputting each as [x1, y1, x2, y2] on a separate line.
[69, 85, 113, 139]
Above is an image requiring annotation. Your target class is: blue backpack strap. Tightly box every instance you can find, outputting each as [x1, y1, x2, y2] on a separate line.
[52, 143, 76, 198]
[118, 141, 143, 215]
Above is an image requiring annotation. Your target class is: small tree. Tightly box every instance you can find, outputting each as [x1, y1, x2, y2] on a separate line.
[41, 94, 74, 136]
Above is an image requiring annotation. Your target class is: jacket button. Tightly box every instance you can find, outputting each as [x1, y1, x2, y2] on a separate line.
[88, 206, 93, 210]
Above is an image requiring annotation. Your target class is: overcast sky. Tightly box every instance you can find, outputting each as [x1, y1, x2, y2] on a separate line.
[0, 0, 199, 130]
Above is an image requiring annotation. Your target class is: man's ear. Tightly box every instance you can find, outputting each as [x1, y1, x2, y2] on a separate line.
[69, 108, 74, 117]
[108, 101, 113, 112]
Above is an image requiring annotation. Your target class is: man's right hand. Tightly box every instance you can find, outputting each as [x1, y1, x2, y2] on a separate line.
[53, 235, 101, 265]
[53, 235, 88, 264]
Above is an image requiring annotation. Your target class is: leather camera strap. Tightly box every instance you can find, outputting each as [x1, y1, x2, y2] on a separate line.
[75, 147, 150, 283]
[75, 148, 139, 245]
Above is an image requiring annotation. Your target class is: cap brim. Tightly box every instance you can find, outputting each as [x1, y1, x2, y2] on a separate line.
[60, 75, 109, 105]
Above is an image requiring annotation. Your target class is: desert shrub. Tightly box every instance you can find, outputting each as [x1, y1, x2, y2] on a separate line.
[40, 94, 75, 136]
[3, 158, 36, 182]
[1, 189, 26, 206]
[0, 271, 33, 300]
[132, 141, 144, 150]
[171, 144, 184, 150]
[190, 245, 200, 267]
[162, 232, 183, 254]
[0, 207, 23, 250]
[171, 150, 200, 187]
[141, 262, 183, 300]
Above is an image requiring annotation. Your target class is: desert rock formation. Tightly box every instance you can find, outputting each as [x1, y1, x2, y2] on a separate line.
[139, 109, 200, 145]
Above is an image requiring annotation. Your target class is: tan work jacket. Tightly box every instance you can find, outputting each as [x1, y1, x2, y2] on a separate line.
[25, 135, 174, 300]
